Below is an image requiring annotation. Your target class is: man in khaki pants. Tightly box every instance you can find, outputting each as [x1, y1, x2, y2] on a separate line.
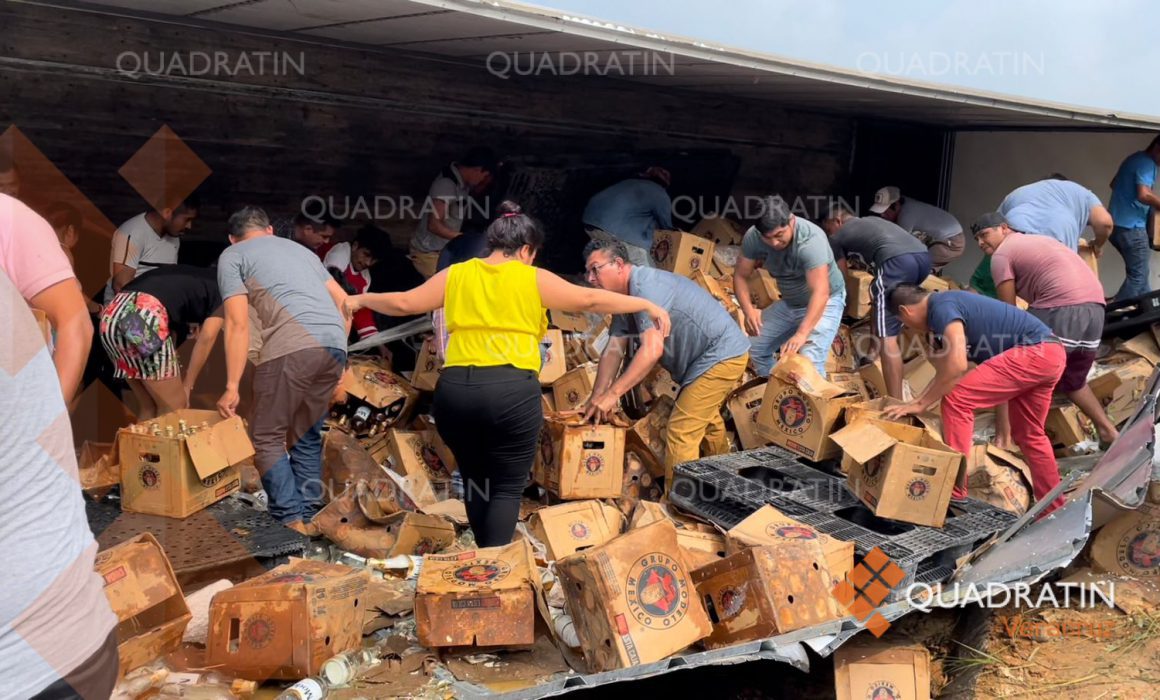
[409, 147, 497, 278]
[581, 239, 750, 491]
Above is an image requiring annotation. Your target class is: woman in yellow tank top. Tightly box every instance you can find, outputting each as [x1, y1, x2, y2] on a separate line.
[344, 201, 670, 546]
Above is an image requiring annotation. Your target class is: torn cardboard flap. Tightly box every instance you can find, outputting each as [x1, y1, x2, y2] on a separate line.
[184, 414, 256, 480]
[772, 355, 852, 399]
[830, 419, 911, 465]
[343, 359, 418, 416]
[1120, 331, 1160, 366]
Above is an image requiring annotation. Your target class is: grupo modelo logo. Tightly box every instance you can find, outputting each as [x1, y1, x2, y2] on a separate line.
[775, 390, 811, 435]
[626, 552, 689, 629]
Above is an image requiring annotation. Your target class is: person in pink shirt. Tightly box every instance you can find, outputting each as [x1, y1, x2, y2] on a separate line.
[0, 193, 92, 404]
[974, 212, 1117, 444]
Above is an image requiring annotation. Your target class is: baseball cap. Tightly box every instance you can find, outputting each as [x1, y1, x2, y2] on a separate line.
[971, 212, 1008, 236]
[869, 186, 901, 214]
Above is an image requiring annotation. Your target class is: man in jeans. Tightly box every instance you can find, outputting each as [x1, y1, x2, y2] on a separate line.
[884, 286, 1067, 515]
[1108, 135, 1160, 301]
[582, 238, 750, 489]
[734, 195, 845, 377]
[974, 212, 1118, 445]
[216, 206, 350, 535]
[822, 202, 932, 397]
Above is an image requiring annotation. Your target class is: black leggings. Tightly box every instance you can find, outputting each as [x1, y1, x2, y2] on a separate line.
[433, 365, 543, 547]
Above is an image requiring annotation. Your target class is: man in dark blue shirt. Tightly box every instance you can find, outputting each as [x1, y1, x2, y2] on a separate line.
[884, 287, 1067, 515]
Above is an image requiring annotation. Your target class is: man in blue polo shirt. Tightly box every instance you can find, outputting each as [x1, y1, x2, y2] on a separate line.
[998, 176, 1113, 253]
[1108, 136, 1160, 301]
[885, 287, 1066, 515]
[582, 238, 750, 488]
[734, 195, 845, 377]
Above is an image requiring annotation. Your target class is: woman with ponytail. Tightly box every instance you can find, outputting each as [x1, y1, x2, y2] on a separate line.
[344, 201, 671, 546]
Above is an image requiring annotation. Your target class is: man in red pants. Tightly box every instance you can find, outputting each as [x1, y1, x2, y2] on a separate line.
[883, 286, 1067, 514]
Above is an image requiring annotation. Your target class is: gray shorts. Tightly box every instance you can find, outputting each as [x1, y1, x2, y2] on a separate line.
[1028, 303, 1103, 392]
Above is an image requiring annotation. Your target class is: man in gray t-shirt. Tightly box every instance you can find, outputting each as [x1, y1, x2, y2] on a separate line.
[872, 186, 965, 273]
[582, 238, 750, 488]
[216, 206, 349, 533]
[734, 196, 845, 378]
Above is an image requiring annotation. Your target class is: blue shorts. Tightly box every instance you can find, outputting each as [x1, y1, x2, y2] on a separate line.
[874, 251, 932, 337]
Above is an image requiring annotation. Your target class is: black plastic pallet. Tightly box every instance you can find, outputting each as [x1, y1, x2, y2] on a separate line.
[1104, 290, 1160, 336]
[671, 449, 1018, 601]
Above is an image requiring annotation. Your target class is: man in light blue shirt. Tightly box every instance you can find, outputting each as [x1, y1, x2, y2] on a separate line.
[1108, 136, 1160, 301]
[998, 176, 1112, 253]
[582, 166, 673, 267]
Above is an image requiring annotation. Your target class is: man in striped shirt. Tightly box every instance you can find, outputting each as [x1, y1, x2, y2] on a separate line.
[973, 212, 1117, 444]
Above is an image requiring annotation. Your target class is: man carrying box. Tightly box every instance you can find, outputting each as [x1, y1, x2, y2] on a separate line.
[822, 203, 932, 398]
[884, 286, 1067, 515]
[997, 175, 1113, 254]
[734, 195, 845, 378]
[973, 212, 1118, 445]
[582, 239, 750, 488]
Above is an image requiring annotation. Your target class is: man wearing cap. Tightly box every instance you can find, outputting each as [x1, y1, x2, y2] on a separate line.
[883, 285, 1067, 515]
[973, 212, 1118, 444]
[822, 202, 932, 397]
[409, 146, 498, 278]
[1108, 135, 1160, 301]
[998, 176, 1113, 254]
[582, 166, 673, 267]
[872, 186, 964, 274]
[735, 195, 845, 378]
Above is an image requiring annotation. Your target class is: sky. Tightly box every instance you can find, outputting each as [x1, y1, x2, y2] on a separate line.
[533, 0, 1160, 118]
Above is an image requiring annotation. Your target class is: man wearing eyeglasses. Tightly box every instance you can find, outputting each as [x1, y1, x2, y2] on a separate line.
[582, 238, 750, 490]
[734, 195, 845, 377]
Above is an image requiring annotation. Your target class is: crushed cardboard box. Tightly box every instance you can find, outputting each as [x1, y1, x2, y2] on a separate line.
[527, 500, 626, 561]
[1077, 239, 1100, 278]
[1119, 330, 1160, 366]
[625, 396, 674, 478]
[556, 520, 712, 672]
[691, 215, 744, 247]
[755, 355, 860, 461]
[94, 533, 192, 675]
[745, 269, 780, 309]
[206, 559, 369, 680]
[825, 325, 857, 373]
[725, 504, 853, 586]
[383, 511, 457, 557]
[118, 409, 251, 519]
[966, 445, 1033, 515]
[830, 372, 870, 402]
[79, 440, 119, 493]
[342, 359, 418, 429]
[415, 540, 539, 648]
[844, 270, 873, 319]
[1089, 357, 1152, 425]
[727, 378, 770, 450]
[832, 418, 961, 528]
[1090, 501, 1160, 580]
[693, 541, 841, 649]
[1045, 402, 1095, 448]
[651, 230, 715, 278]
[858, 360, 888, 401]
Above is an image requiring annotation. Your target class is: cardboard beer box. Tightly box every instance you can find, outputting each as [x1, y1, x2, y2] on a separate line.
[549, 308, 598, 334]
[415, 540, 538, 648]
[642, 366, 681, 404]
[79, 440, 119, 493]
[553, 362, 599, 412]
[858, 360, 889, 401]
[1089, 358, 1152, 425]
[693, 542, 842, 649]
[651, 230, 716, 278]
[692, 269, 738, 314]
[94, 533, 192, 675]
[1090, 501, 1160, 580]
[825, 325, 858, 373]
[843, 397, 914, 429]
[541, 391, 556, 415]
[1044, 402, 1094, 447]
[830, 372, 870, 402]
[555, 520, 712, 672]
[1120, 330, 1160, 366]
[848, 321, 877, 364]
[727, 378, 770, 450]
[903, 355, 937, 401]
[581, 316, 612, 363]
[527, 500, 625, 561]
[383, 511, 457, 557]
[832, 418, 961, 527]
[920, 275, 950, 292]
[691, 215, 744, 247]
[343, 358, 419, 428]
[844, 270, 873, 319]
[725, 504, 853, 586]
[539, 329, 568, 385]
[625, 395, 674, 479]
[387, 429, 455, 485]
[119, 409, 252, 518]
[1077, 239, 1100, 278]
[675, 529, 728, 570]
[746, 268, 781, 309]
[411, 335, 443, 392]
[834, 642, 931, 700]
[207, 560, 369, 679]
[965, 445, 1033, 515]
[535, 414, 625, 499]
[899, 326, 927, 362]
[755, 355, 861, 461]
